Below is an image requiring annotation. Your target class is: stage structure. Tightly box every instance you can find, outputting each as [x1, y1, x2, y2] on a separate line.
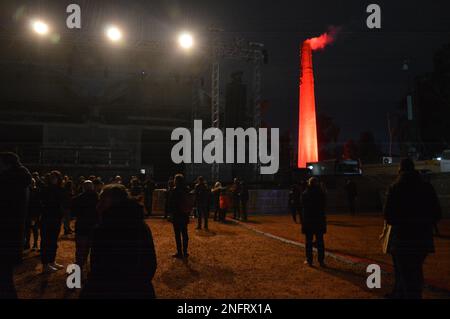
[207, 30, 266, 183]
[0, 25, 266, 182]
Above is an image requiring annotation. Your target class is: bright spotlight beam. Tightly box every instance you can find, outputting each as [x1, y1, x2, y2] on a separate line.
[32, 20, 49, 36]
[178, 32, 194, 50]
[106, 26, 122, 42]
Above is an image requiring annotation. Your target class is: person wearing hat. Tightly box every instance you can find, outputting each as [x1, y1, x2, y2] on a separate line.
[382, 158, 442, 299]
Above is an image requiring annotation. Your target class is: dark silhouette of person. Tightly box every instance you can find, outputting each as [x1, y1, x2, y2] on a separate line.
[164, 177, 174, 219]
[231, 178, 241, 219]
[345, 179, 358, 215]
[301, 177, 327, 267]
[143, 176, 156, 217]
[0, 152, 32, 298]
[61, 179, 74, 235]
[218, 186, 230, 222]
[169, 174, 191, 259]
[211, 182, 222, 221]
[383, 158, 442, 299]
[81, 184, 157, 299]
[194, 176, 210, 230]
[71, 180, 99, 269]
[32, 171, 45, 189]
[129, 176, 143, 197]
[40, 170, 65, 273]
[239, 181, 249, 221]
[288, 184, 301, 223]
[92, 177, 104, 194]
[24, 178, 43, 251]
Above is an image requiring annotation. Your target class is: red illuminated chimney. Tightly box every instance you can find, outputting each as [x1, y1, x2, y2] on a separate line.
[297, 40, 319, 168]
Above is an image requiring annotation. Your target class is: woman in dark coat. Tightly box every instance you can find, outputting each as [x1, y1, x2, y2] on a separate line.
[81, 184, 157, 299]
[71, 180, 99, 269]
[301, 177, 327, 267]
[40, 170, 65, 272]
[25, 178, 43, 251]
[382, 158, 441, 299]
[168, 174, 191, 258]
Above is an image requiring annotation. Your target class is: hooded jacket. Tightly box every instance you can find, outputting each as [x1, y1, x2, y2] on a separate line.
[81, 199, 157, 299]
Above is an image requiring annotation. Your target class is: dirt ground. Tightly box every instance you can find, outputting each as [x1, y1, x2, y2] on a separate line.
[247, 214, 450, 291]
[14, 214, 450, 299]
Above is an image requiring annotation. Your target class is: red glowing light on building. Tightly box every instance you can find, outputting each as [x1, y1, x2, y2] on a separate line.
[298, 27, 340, 168]
[297, 41, 318, 168]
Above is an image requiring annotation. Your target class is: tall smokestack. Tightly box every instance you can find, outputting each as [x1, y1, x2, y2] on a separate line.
[297, 40, 319, 168]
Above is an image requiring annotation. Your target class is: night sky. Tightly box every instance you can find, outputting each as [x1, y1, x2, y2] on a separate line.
[2, 0, 450, 152]
[179, 0, 450, 150]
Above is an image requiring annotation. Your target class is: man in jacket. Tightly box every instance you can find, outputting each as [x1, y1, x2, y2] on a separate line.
[194, 176, 210, 230]
[72, 180, 99, 270]
[169, 174, 191, 258]
[301, 177, 327, 267]
[383, 158, 441, 299]
[40, 170, 65, 273]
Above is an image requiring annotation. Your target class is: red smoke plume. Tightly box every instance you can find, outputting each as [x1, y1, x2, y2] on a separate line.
[307, 26, 341, 51]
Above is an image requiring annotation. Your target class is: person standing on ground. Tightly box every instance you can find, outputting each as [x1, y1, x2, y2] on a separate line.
[40, 170, 65, 273]
[194, 176, 210, 230]
[239, 181, 249, 222]
[382, 158, 442, 299]
[143, 176, 156, 217]
[301, 177, 327, 267]
[169, 174, 191, 259]
[211, 182, 222, 221]
[231, 178, 241, 220]
[81, 184, 157, 299]
[288, 184, 301, 223]
[164, 177, 174, 220]
[72, 180, 99, 270]
[0, 152, 32, 298]
[219, 186, 231, 223]
[61, 179, 74, 235]
[345, 179, 357, 216]
[24, 178, 42, 251]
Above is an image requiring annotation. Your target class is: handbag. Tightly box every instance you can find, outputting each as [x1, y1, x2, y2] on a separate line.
[381, 224, 392, 254]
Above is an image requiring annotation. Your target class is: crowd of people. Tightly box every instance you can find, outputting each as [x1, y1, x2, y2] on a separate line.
[0, 152, 252, 299]
[0, 152, 444, 299]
